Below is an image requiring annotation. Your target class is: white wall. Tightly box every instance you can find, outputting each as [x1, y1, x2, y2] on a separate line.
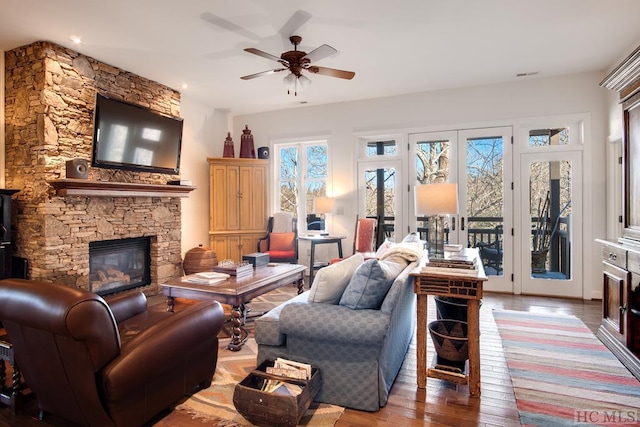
[227, 71, 609, 298]
[175, 97, 229, 256]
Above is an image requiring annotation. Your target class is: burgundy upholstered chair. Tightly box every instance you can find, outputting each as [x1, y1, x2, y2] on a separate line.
[0, 279, 225, 427]
[330, 215, 377, 264]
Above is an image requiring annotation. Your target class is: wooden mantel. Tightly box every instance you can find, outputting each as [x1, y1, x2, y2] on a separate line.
[49, 179, 196, 198]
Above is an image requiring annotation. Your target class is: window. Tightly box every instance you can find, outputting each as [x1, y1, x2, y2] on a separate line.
[528, 127, 570, 147]
[275, 141, 329, 232]
[366, 140, 397, 157]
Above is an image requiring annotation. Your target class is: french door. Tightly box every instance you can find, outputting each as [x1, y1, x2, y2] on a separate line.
[357, 159, 404, 244]
[518, 150, 583, 297]
[409, 127, 513, 293]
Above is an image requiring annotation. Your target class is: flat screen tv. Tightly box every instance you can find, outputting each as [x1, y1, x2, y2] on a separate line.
[91, 93, 183, 175]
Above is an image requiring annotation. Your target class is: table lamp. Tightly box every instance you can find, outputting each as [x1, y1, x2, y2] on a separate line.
[414, 183, 459, 256]
[314, 197, 335, 236]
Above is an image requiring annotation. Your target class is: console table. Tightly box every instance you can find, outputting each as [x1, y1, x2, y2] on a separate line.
[410, 248, 486, 396]
[298, 235, 345, 285]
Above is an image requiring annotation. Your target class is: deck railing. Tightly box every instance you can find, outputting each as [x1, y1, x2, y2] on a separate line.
[374, 215, 570, 276]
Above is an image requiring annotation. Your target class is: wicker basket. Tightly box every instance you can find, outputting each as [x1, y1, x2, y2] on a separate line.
[182, 245, 218, 275]
[428, 320, 469, 363]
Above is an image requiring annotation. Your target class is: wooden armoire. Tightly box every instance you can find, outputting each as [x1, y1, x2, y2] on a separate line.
[208, 157, 268, 262]
[597, 44, 640, 380]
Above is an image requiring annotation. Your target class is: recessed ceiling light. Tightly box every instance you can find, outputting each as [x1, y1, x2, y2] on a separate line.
[69, 35, 82, 44]
[180, 82, 188, 89]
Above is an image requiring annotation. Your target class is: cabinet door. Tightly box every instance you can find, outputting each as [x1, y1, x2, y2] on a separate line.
[238, 165, 267, 231]
[210, 164, 233, 231]
[239, 235, 256, 258]
[250, 166, 267, 231]
[603, 261, 629, 345]
[210, 235, 230, 261]
[226, 166, 241, 231]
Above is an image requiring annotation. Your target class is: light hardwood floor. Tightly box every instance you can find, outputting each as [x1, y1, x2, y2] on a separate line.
[0, 291, 602, 427]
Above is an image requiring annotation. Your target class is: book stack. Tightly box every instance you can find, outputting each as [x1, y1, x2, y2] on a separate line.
[213, 262, 253, 278]
[428, 257, 476, 270]
[182, 271, 230, 285]
[423, 247, 479, 276]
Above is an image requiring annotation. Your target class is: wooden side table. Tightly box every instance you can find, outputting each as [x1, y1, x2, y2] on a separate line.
[0, 333, 26, 414]
[411, 248, 487, 397]
[298, 235, 345, 285]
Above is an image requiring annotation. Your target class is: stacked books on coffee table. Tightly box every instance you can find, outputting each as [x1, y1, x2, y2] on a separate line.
[182, 271, 230, 285]
[212, 261, 253, 278]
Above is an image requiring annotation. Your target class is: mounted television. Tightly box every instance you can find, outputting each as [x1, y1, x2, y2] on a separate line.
[91, 93, 183, 175]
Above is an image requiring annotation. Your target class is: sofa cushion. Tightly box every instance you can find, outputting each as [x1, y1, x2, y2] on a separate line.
[255, 291, 310, 346]
[269, 232, 296, 251]
[308, 253, 364, 304]
[339, 258, 406, 310]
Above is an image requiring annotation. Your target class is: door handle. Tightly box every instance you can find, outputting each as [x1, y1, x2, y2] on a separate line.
[461, 217, 465, 231]
[451, 217, 456, 231]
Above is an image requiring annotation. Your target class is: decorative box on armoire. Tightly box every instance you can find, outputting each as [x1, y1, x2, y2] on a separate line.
[207, 157, 268, 262]
[0, 189, 20, 280]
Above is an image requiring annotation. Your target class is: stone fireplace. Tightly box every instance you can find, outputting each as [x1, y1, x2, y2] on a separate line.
[4, 41, 186, 293]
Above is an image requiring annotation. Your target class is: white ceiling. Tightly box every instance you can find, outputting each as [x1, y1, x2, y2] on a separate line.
[1, 0, 639, 116]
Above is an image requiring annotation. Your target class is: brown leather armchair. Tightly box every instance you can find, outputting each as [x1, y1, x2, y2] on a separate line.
[0, 278, 225, 427]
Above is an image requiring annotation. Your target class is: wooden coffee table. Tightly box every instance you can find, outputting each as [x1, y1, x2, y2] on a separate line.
[161, 263, 306, 351]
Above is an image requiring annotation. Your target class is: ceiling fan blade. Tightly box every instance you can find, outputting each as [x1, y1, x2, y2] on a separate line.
[308, 66, 355, 80]
[240, 69, 286, 80]
[200, 12, 261, 41]
[244, 48, 287, 65]
[279, 10, 312, 44]
[303, 44, 337, 64]
[244, 47, 282, 62]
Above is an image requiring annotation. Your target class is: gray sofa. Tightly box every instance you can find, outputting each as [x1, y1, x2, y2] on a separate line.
[255, 248, 420, 411]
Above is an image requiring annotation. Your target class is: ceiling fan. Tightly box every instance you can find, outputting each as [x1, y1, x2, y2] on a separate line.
[241, 35, 355, 95]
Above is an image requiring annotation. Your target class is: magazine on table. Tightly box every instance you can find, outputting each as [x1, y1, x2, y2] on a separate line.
[261, 358, 312, 395]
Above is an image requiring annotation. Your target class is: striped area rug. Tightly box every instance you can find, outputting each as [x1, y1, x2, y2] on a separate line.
[493, 309, 640, 427]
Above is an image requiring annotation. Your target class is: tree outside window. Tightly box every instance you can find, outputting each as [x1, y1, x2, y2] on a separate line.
[276, 142, 328, 232]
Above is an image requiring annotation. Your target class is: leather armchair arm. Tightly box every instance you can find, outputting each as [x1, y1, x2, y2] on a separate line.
[104, 291, 148, 324]
[100, 300, 225, 401]
[279, 302, 390, 346]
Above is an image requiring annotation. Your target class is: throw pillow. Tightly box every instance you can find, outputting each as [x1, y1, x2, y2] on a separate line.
[308, 253, 365, 304]
[339, 258, 406, 310]
[269, 232, 296, 251]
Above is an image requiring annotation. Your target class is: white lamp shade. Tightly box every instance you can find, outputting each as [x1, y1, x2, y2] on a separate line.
[283, 73, 296, 89]
[283, 73, 311, 92]
[314, 197, 336, 214]
[414, 183, 459, 215]
[298, 74, 311, 90]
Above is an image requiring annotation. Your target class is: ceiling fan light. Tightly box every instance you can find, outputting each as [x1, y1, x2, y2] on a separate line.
[283, 73, 297, 90]
[298, 74, 312, 91]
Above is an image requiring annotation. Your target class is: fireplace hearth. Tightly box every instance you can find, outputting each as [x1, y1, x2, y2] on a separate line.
[89, 237, 151, 296]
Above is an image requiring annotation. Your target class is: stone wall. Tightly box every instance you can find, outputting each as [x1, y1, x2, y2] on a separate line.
[4, 41, 184, 292]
